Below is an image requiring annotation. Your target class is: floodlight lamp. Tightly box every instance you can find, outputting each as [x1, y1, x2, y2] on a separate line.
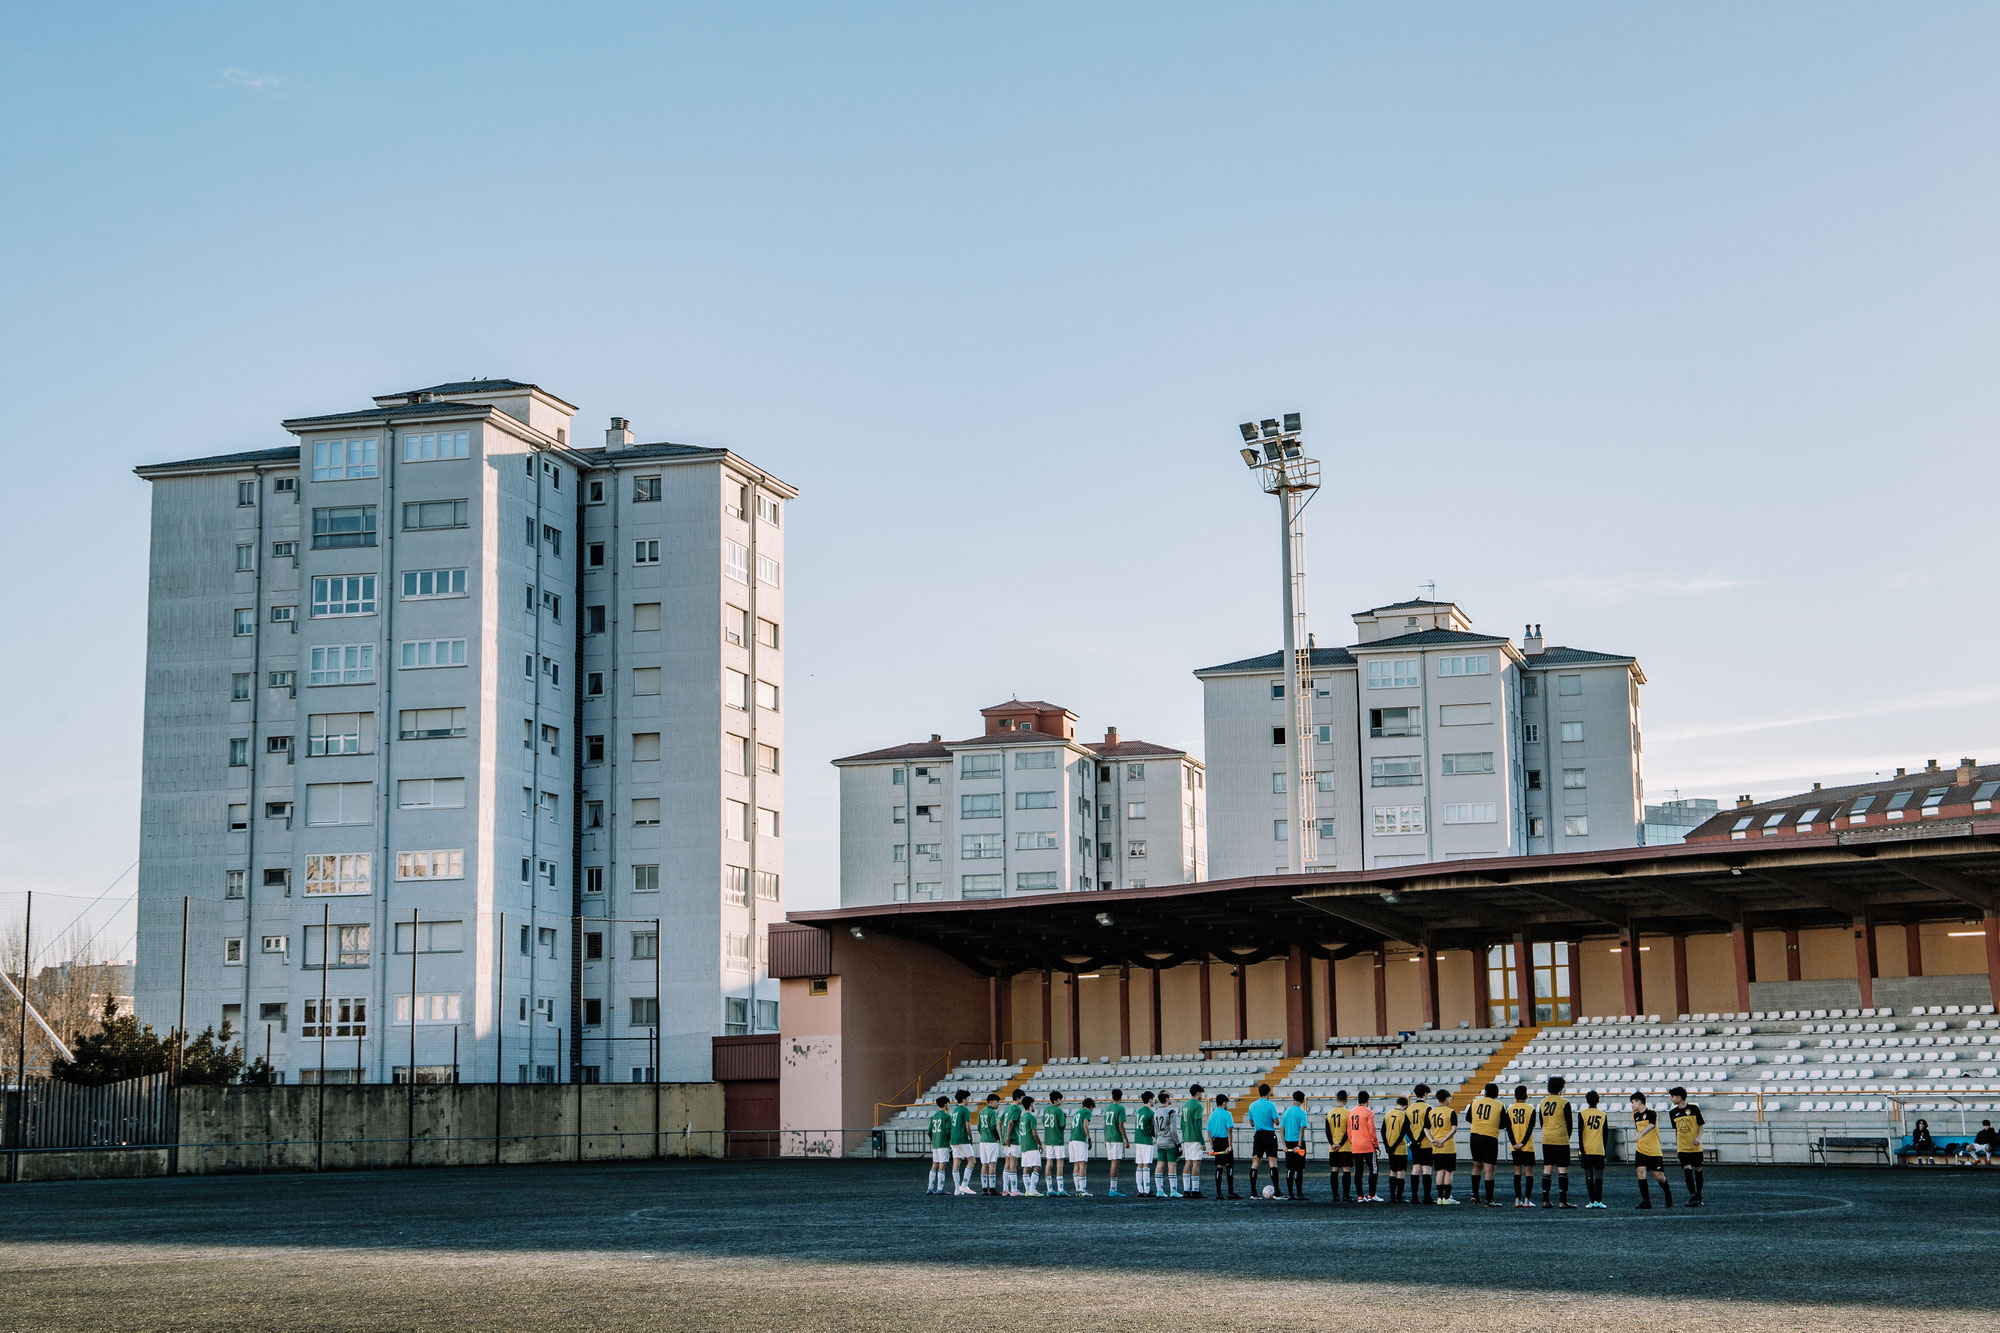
[1380, 891, 1401, 904]
[1240, 448, 1261, 467]
[1260, 418, 1281, 439]
[849, 926, 865, 939]
[1239, 422, 1260, 444]
[1282, 412, 1301, 434]
[1263, 440, 1282, 463]
[1283, 442, 1301, 460]
[1095, 912, 1115, 927]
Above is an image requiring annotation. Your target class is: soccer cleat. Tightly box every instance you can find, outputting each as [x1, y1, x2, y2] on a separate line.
[1558, 1203, 1577, 1210]
[1021, 1186, 1040, 1197]
[1523, 1199, 1536, 1209]
[955, 1185, 975, 1196]
[1108, 1188, 1123, 1197]
[1635, 1201, 1652, 1210]
[1437, 1197, 1461, 1205]
[1074, 1189, 1093, 1197]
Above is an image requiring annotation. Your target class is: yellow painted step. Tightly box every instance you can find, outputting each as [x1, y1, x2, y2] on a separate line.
[997, 1061, 1043, 1100]
[1467, 1026, 1542, 1096]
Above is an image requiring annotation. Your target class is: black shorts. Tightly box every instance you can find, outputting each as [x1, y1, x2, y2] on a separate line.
[1511, 1148, 1536, 1166]
[1210, 1135, 1233, 1157]
[1430, 1152, 1458, 1173]
[1411, 1146, 1432, 1166]
[1284, 1140, 1306, 1160]
[1635, 1152, 1663, 1172]
[1580, 1153, 1605, 1170]
[1252, 1129, 1279, 1156]
[1388, 1152, 1408, 1169]
[1469, 1136, 1499, 1165]
[1332, 1149, 1352, 1168]
[1678, 1149, 1705, 1167]
[1542, 1144, 1571, 1167]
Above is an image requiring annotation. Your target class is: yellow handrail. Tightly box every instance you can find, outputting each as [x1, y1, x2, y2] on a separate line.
[874, 1040, 991, 1127]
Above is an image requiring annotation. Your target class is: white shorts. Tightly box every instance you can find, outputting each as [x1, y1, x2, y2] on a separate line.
[1105, 1142, 1125, 1161]
[951, 1143, 974, 1160]
[1134, 1144, 1156, 1165]
[978, 1142, 999, 1164]
[931, 1147, 949, 1164]
[1067, 1141, 1088, 1163]
[1004, 1144, 1021, 1158]
[1022, 1149, 1043, 1168]
[1181, 1142, 1204, 1162]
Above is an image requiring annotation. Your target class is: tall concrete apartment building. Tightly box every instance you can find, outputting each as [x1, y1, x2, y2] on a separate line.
[134, 379, 794, 1084]
[834, 701, 1205, 906]
[1195, 600, 1644, 878]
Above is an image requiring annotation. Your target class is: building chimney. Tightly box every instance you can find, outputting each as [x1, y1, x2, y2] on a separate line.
[605, 416, 633, 451]
[1104, 727, 1120, 748]
[1736, 795, 1755, 809]
[1895, 767, 1906, 778]
[930, 733, 941, 743]
[1926, 758, 1940, 773]
[1812, 782, 1822, 791]
[1523, 623, 1544, 655]
[1957, 758, 1978, 786]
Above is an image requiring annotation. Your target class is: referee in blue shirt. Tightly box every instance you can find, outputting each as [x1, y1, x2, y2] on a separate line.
[1281, 1090, 1311, 1200]
[1207, 1095, 1242, 1199]
[1246, 1084, 1281, 1198]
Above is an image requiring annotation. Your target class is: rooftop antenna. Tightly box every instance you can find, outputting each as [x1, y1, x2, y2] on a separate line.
[1420, 580, 1436, 602]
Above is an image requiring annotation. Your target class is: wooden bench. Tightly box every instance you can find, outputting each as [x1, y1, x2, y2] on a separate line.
[1810, 1135, 1890, 1165]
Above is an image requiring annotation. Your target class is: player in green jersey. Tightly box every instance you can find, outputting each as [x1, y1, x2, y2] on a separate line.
[925, 1095, 952, 1195]
[977, 1092, 1004, 1195]
[1134, 1092, 1158, 1197]
[1068, 1097, 1096, 1196]
[1102, 1090, 1131, 1196]
[1179, 1083, 1207, 1198]
[1038, 1092, 1069, 1196]
[1017, 1093, 1044, 1196]
[948, 1089, 975, 1195]
[997, 1093, 1025, 1196]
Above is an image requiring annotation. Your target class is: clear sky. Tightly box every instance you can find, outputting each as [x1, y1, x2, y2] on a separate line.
[3, 3, 1996, 953]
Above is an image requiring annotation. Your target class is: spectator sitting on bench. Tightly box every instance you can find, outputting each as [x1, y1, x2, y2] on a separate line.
[1910, 1120, 1940, 1166]
[1975, 1121, 1998, 1165]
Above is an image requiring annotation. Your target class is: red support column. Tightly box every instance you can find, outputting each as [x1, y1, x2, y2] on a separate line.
[1041, 969, 1053, 1059]
[1418, 943, 1439, 1031]
[1284, 946, 1307, 1058]
[1473, 943, 1492, 1029]
[1784, 929, 1802, 982]
[1905, 923, 1924, 978]
[1374, 947, 1389, 1036]
[1514, 936, 1534, 1027]
[1620, 933, 1643, 1017]
[1322, 955, 1337, 1042]
[1852, 919, 1875, 1010]
[988, 976, 1002, 1059]
[1672, 935, 1690, 1019]
[1149, 967, 1163, 1055]
[1067, 971, 1082, 1058]
[1731, 925, 1755, 1012]
[1118, 966, 1132, 1057]
[1985, 912, 2000, 1010]
[1199, 960, 1213, 1045]
[1234, 962, 1249, 1041]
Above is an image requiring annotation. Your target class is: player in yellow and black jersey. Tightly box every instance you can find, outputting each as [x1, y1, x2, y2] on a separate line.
[1505, 1085, 1538, 1208]
[1325, 1090, 1353, 1203]
[1382, 1097, 1413, 1204]
[1465, 1083, 1505, 1207]
[1577, 1090, 1610, 1208]
[1408, 1084, 1434, 1204]
[1629, 1091, 1674, 1209]
[1670, 1086, 1707, 1207]
[1424, 1089, 1461, 1205]
[1536, 1076, 1577, 1209]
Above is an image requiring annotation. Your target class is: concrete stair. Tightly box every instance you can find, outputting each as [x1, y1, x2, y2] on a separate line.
[997, 1062, 1043, 1100]
[1261, 1054, 1307, 1093]
[1467, 1027, 1541, 1095]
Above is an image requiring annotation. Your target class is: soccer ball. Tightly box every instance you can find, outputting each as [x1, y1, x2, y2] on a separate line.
[1261, 1185, 1276, 1199]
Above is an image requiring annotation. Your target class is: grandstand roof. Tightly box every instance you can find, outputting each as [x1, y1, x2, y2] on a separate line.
[784, 817, 2000, 977]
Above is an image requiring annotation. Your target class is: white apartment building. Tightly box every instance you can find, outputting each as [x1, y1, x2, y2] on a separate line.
[1195, 600, 1644, 879]
[834, 701, 1205, 906]
[134, 379, 794, 1085]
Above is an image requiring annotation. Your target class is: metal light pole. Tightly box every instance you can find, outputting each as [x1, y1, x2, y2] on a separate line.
[1236, 414, 1320, 875]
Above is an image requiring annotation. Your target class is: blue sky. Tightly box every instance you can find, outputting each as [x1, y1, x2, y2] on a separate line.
[3, 3, 1996, 949]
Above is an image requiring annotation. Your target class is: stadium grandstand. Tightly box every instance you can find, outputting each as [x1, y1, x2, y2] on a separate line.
[773, 809, 2000, 1165]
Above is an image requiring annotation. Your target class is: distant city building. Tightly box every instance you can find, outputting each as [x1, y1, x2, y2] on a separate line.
[834, 701, 1205, 906]
[1685, 758, 1998, 843]
[1644, 797, 1720, 846]
[1195, 600, 1646, 877]
[134, 379, 793, 1085]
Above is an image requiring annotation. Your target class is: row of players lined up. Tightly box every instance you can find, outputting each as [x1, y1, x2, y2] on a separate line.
[926, 1075, 1708, 1210]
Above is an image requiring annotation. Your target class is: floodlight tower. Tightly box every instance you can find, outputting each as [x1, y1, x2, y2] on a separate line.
[1236, 413, 1318, 874]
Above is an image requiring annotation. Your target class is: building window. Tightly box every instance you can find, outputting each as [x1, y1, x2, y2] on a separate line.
[1526, 769, 1542, 790]
[632, 602, 662, 632]
[225, 869, 246, 899]
[222, 937, 244, 965]
[961, 752, 1001, 779]
[1437, 654, 1490, 676]
[960, 794, 1002, 820]
[227, 804, 249, 831]
[230, 672, 252, 701]
[626, 929, 660, 963]
[303, 855, 373, 905]
[311, 505, 377, 549]
[1273, 819, 1288, 842]
[1316, 772, 1335, 792]
[398, 707, 465, 740]
[1015, 791, 1057, 810]
[631, 798, 661, 827]
[400, 430, 469, 462]
[1562, 767, 1587, 789]
[1559, 722, 1584, 743]
[756, 554, 781, 587]
[312, 438, 378, 481]
[395, 994, 463, 1025]
[233, 609, 256, 637]
[1015, 831, 1057, 851]
[1563, 815, 1589, 837]
[1014, 750, 1057, 770]
[1558, 674, 1582, 696]
[308, 644, 375, 686]
[756, 494, 781, 525]
[630, 538, 661, 567]
[1443, 802, 1497, 824]
[310, 575, 377, 618]
[1370, 756, 1423, 787]
[401, 568, 466, 599]
[1372, 805, 1425, 835]
[272, 541, 297, 559]
[228, 737, 249, 766]
[394, 850, 464, 881]
[961, 874, 1003, 899]
[962, 833, 1004, 860]
[402, 499, 468, 530]
[1015, 871, 1058, 891]
[724, 933, 751, 970]
[1524, 724, 1541, 744]
[756, 806, 779, 838]
[1367, 660, 1420, 689]
[1441, 752, 1494, 774]
[400, 638, 467, 669]
[263, 868, 290, 892]
[391, 920, 463, 956]
[1271, 772, 1288, 793]
[1318, 818, 1336, 841]
[1369, 707, 1419, 738]
[1439, 703, 1493, 726]
[305, 783, 374, 827]
[236, 480, 257, 506]
[395, 776, 462, 808]
[755, 679, 779, 711]
[1522, 676, 1540, 697]
[540, 590, 562, 622]
[266, 736, 291, 756]
[1127, 839, 1147, 857]
[302, 997, 367, 1038]
[723, 540, 748, 583]
[722, 865, 749, 905]
[234, 543, 254, 572]
[264, 800, 292, 822]
[633, 476, 662, 502]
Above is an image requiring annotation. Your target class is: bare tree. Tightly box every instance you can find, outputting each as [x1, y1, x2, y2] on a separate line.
[1, 922, 127, 1084]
